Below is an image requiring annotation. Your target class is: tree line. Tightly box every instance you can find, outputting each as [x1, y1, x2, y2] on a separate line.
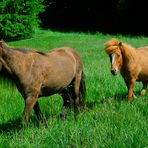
[0, 0, 147, 40]
[41, 0, 147, 35]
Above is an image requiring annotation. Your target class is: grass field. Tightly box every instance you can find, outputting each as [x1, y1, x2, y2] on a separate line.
[0, 29, 148, 147]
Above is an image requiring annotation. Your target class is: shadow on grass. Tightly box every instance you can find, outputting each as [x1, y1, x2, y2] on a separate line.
[113, 93, 128, 102]
[0, 117, 22, 133]
[0, 114, 65, 133]
[86, 93, 128, 110]
[0, 117, 49, 133]
[86, 91, 142, 110]
[113, 90, 141, 102]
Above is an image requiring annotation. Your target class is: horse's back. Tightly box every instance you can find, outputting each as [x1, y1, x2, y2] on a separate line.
[135, 46, 148, 79]
[50, 46, 83, 70]
[51, 46, 80, 60]
[137, 46, 148, 56]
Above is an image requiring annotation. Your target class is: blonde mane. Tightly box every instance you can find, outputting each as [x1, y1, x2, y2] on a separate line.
[104, 38, 137, 61]
[121, 42, 137, 61]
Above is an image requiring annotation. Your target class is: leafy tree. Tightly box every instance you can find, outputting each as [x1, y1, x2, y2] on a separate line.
[0, 0, 44, 40]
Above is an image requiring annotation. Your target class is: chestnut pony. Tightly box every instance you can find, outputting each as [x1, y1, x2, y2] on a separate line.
[104, 38, 148, 103]
[0, 41, 86, 125]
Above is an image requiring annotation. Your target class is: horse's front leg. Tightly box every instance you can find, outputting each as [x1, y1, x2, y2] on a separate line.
[23, 95, 37, 126]
[141, 81, 147, 96]
[127, 78, 136, 103]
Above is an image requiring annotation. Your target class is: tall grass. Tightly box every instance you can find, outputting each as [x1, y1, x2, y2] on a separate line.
[0, 29, 147, 147]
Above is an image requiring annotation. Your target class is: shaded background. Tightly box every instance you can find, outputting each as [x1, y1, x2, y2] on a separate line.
[40, 0, 148, 35]
[0, 0, 148, 40]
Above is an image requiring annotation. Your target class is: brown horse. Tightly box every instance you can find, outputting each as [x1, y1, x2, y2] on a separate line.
[0, 40, 86, 125]
[104, 38, 148, 103]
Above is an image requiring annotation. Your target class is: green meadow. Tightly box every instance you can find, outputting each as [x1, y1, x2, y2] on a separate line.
[0, 29, 147, 147]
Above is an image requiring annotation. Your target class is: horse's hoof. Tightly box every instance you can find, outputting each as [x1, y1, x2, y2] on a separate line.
[128, 97, 133, 103]
[140, 90, 146, 96]
[133, 93, 137, 99]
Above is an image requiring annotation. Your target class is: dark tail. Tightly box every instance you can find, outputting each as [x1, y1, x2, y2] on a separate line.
[80, 71, 86, 104]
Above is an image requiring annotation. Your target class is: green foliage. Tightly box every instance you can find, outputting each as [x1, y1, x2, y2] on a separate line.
[0, 0, 44, 40]
[117, 0, 128, 13]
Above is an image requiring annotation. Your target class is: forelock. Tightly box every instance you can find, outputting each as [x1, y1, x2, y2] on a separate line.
[104, 38, 120, 55]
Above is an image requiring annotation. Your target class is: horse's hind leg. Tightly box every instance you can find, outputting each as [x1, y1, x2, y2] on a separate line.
[61, 91, 72, 120]
[73, 73, 82, 115]
[33, 101, 47, 126]
[141, 81, 147, 96]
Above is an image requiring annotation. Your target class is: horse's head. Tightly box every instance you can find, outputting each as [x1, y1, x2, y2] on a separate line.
[104, 38, 123, 75]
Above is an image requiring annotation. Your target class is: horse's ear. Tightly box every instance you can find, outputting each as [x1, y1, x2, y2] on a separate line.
[119, 42, 122, 46]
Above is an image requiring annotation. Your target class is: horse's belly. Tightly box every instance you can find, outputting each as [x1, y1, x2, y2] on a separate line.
[40, 71, 74, 96]
[40, 81, 71, 97]
[137, 73, 148, 81]
[40, 86, 61, 97]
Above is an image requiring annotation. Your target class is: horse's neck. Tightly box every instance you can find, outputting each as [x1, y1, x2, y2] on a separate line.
[0, 57, 12, 73]
[2, 46, 17, 61]
[1, 47, 18, 74]
[121, 44, 137, 63]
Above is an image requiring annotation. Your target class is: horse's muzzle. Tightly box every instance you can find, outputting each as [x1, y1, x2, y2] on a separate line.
[111, 68, 118, 75]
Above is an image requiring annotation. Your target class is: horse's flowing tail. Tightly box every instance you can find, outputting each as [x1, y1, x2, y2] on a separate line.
[80, 71, 86, 105]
